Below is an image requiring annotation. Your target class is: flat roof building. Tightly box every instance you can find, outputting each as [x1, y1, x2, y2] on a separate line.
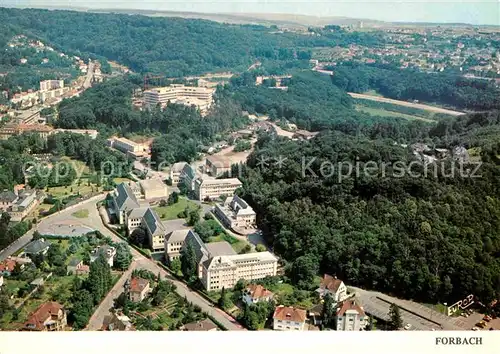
[205, 156, 232, 177]
[143, 85, 215, 115]
[194, 177, 242, 201]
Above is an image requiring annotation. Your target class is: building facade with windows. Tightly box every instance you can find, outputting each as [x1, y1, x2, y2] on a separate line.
[273, 306, 307, 331]
[213, 195, 256, 230]
[194, 178, 242, 201]
[143, 85, 215, 115]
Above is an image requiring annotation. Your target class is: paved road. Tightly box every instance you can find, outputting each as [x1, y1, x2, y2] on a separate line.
[81, 200, 245, 331]
[86, 265, 136, 330]
[347, 92, 465, 116]
[0, 194, 106, 261]
[351, 286, 463, 331]
[83, 61, 95, 89]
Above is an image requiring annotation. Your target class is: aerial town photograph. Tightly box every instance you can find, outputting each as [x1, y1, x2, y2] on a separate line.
[0, 0, 498, 352]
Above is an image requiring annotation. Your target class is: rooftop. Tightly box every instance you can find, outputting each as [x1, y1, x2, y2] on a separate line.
[245, 284, 274, 299]
[205, 241, 237, 258]
[171, 162, 188, 173]
[24, 238, 50, 255]
[273, 305, 307, 323]
[143, 208, 166, 237]
[129, 277, 149, 293]
[206, 155, 232, 168]
[114, 183, 140, 211]
[139, 178, 167, 192]
[336, 300, 366, 317]
[197, 177, 242, 186]
[165, 229, 192, 243]
[24, 302, 64, 330]
[319, 274, 344, 293]
[182, 318, 218, 331]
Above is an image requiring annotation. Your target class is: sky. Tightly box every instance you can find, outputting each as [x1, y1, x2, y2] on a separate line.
[2, 0, 499, 25]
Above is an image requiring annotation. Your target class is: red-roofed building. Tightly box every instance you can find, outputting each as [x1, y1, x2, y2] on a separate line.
[316, 274, 348, 302]
[273, 305, 307, 331]
[335, 300, 367, 331]
[23, 302, 67, 331]
[128, 277, 150, 302]
[243, 284, 274, 305]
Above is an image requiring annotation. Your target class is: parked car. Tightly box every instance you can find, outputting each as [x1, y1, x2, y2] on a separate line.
[472, 327, 479, 331]
[483, 315, 492, 321]
[404, 324, 412, 330]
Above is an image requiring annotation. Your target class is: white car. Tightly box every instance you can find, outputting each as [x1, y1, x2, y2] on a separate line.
[472, 327, 479, 331]
[404, 324, 412, 330]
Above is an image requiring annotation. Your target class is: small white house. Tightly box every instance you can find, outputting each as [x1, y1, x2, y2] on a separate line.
[242, 284, 274, 305]
[316, 274, 348, 303]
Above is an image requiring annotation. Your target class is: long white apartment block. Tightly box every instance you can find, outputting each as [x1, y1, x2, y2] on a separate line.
[143, 85, 215, 115]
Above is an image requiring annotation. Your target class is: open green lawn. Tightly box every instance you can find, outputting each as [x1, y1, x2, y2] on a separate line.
[153, 198, 199, 221]
[46, 181, 98, 199]
[355, 105, 435, 123]
[71, 209, 89, 219]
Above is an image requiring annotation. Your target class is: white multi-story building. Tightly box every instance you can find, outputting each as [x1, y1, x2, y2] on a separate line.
[169, 162, 188, 185]
[335, 300, 368, 331]
[201, 252, 278, 292]
[273, 306, 307, 331]
[213, 195, 256, 231]
[316, 274, 348, 303]
[108, 137, 149, 159]
[194, 178, 242, 201]
[164, 229, 278, 291]
[40, 80, 64, 92]
[143, 85, 215, 115]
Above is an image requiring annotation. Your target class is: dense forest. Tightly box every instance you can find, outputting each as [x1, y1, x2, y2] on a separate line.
[228, 71, 432, 140]
[331, 63, 500, 111]
[0, 8, 383, 76]
[236, 110, 500, 303]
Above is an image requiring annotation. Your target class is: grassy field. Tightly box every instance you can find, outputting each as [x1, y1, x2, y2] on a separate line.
[71, 209, 89, 218]
[355, 105, 436, 123]
[153, 198, 199, 221]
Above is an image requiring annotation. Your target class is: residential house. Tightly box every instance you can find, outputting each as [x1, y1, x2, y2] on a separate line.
[0, 189, 18, 211]
[170, 162, 187, 185]
[138, 178, 168, 200]
[66, 257, 89, 275]
[213, 195, 256, 231]
[242, 284, 274, 305]
[128, 277, 150, 302]
[90, 245, 116, 267]
[0, 258, 18, 276]
[113, 183, 140, 224]
[273, 305, 308, 331]
[316, 274, 348, 303]
[181, 318, 218, 331]
[205, 156, 232, 177]
[23, 238, 50, 257]
[101, 312, 135, 331]
[335, 299, 367, 331]
[23, 302, 67, 331]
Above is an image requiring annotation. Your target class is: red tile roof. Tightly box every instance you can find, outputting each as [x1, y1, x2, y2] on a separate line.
[0, 258, 17, 272]
[129, 277, 149, 293]
[319, 274, 343, 293]
[24, 302, 64, 331]
[336, 300, 365, 317]
[273, 306, 307, 323]
[245, 284, 274, 299]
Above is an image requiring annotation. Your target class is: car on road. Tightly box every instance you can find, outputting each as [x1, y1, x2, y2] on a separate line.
[472, 327, 479, 331]
[404, 324, 412, 330]
[483, 315, 492, 322]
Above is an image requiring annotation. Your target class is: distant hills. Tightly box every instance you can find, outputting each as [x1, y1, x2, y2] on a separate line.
[3, 4, 498, 30]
